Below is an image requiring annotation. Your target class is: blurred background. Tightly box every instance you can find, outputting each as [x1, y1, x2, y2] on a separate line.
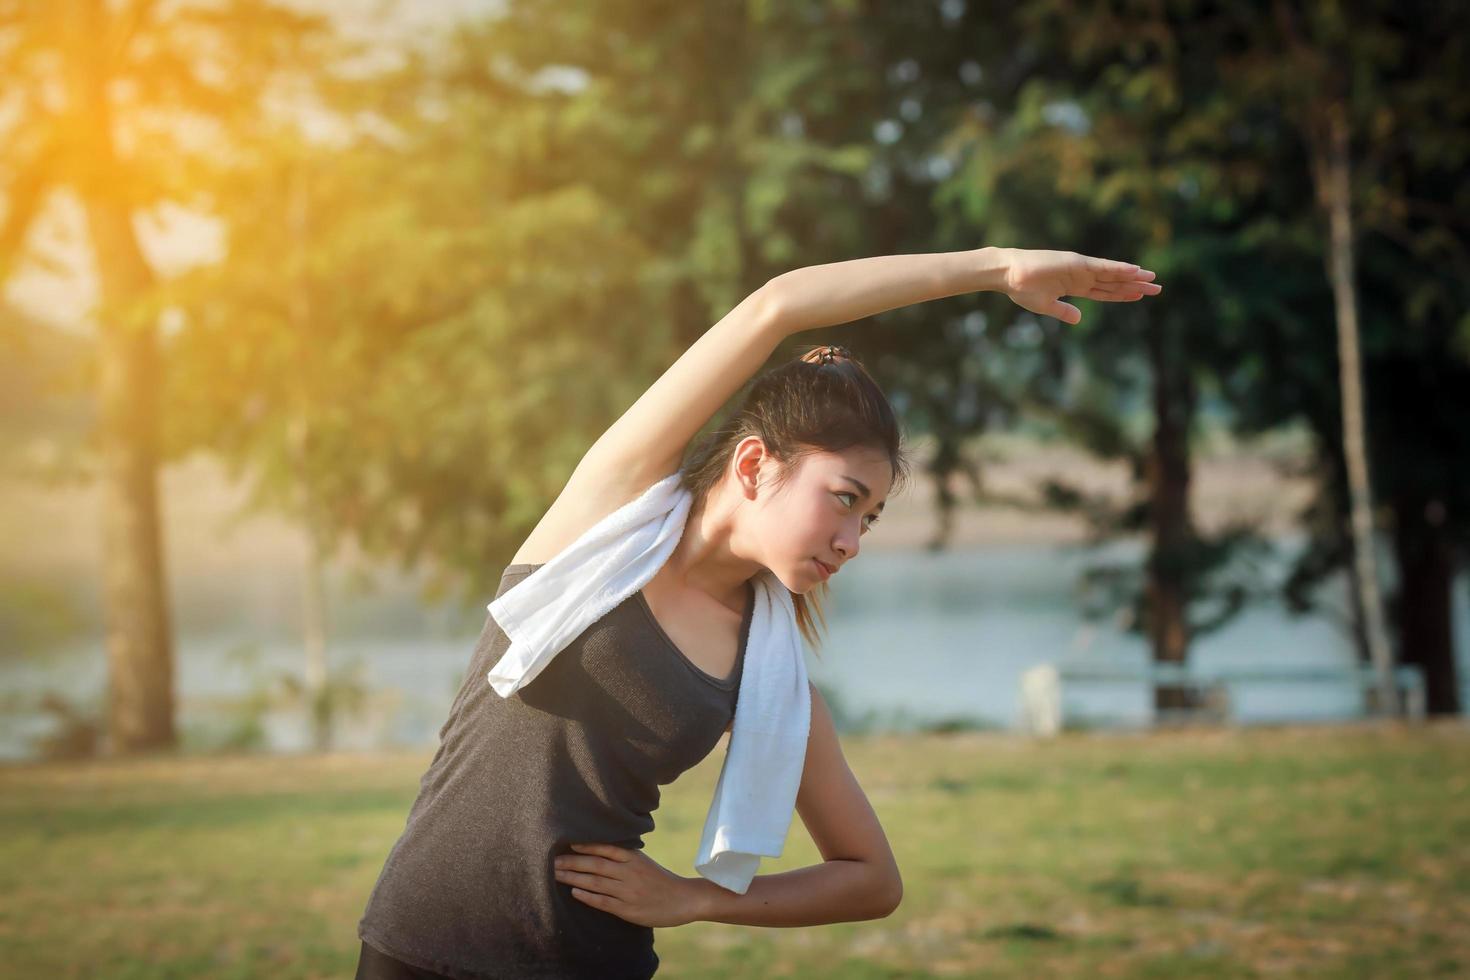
[2, 1, 1468, 976]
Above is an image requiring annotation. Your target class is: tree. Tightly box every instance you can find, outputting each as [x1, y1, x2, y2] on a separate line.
[933, 0, 1470, 717]
[0, 0, 328, 752]
[921, 0, 1292, 710]
[1219, 0, 1470, 714]
[159, 0, 943, 617]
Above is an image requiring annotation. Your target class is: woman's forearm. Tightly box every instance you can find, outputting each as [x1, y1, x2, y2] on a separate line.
[763, 246, 1012, 336]
[688, 859, 900, 927]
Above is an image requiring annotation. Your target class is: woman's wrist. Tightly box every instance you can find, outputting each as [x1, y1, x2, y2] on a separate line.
[971, 245, 1014, 293]
[683, 875, 723, 923]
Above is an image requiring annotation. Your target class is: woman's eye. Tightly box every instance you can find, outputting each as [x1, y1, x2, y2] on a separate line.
[837, 492, 879, 530]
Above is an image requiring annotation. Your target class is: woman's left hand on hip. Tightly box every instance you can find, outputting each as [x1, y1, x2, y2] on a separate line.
[553, 842, 704, 928]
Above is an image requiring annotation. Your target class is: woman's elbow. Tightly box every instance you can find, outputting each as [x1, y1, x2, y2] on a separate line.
[881, 873, 904, 917]
[867, 866, 904, 919]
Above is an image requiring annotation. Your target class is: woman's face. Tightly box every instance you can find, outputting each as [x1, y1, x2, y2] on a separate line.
[747, 445, 893, 594]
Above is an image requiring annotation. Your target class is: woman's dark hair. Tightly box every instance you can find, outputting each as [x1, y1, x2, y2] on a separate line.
[678, 344, 911, 651]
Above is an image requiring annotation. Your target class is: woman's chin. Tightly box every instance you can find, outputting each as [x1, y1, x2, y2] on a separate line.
[763, 567, 803, 595]
[785, 565, 824, 596]
[763, 559, 826, 596]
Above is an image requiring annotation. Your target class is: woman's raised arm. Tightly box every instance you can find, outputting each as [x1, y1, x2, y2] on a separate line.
[582, 246, 1157, 487]
[577, 283, 791, 491]
[763, 245, 1157, 333]
[513, 247, 1158, 565]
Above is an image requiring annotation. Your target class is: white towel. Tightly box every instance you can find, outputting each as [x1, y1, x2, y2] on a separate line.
[486, 471, 812, 895]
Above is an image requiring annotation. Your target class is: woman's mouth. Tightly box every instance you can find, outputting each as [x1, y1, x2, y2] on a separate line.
[812, 558, 833, 581]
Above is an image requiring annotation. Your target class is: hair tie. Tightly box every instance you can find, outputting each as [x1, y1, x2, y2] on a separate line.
[805, 344, 852, 366]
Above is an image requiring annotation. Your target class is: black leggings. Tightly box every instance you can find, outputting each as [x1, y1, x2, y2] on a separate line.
[354, 940, 458, 980]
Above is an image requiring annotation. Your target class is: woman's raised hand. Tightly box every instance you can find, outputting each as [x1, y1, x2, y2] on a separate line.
[999, 248, 1161, 325]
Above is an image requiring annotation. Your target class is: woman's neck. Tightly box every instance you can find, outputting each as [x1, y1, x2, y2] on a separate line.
[663, 485, 763, 613]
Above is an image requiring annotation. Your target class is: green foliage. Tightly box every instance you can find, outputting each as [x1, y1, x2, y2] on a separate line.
[924, 1, 1292, 650]
[927, 1, 1470, 675]
[156, 2, 966, 613]
[11, 3, 1468, 715]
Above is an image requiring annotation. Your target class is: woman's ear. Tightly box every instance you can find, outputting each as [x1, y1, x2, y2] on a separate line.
[731, 436, 774, 500]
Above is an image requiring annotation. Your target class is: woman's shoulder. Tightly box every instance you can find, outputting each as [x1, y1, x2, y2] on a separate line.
[492, 562, 544, 599]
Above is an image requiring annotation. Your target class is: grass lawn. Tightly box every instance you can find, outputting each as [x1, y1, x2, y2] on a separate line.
[1, 722, 1466, 978]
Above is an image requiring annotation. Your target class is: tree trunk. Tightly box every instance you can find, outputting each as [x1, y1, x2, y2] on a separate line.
[85, 198, 176, 754]
[1341, 513, 1373, 666]
[289, 167, 333, 752]
[1314, 103, 1398, 714]
[1145, 315, 1196, 713]
[300, 504, 332, 752]
[68, 0, 175, 753]
[1391, 494, 1462, 715]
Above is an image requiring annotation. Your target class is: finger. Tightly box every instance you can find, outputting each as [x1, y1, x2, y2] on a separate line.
[571, 843, 631, 862]
[1088, 280, 1161, 297]
[1045, 300, 1082, 324]
[1084, 286, 1154, 302]
[1087, 256, 1140, 281]
[1087, 255, 1137, 272]
[570, 886, 628, 912]
[558, 868, 618, 891]
[556, 856, 615, 875]
[1081, 283, 1138, 299]
[1096, 264, 1156, 284]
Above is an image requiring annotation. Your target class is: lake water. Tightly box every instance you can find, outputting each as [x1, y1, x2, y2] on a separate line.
[3, 536, 1466, 760]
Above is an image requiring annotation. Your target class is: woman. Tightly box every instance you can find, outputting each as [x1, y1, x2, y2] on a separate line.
[354, 246, 1161, 979]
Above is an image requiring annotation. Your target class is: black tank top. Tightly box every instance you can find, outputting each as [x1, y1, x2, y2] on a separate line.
[358, 562, 754, 979]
